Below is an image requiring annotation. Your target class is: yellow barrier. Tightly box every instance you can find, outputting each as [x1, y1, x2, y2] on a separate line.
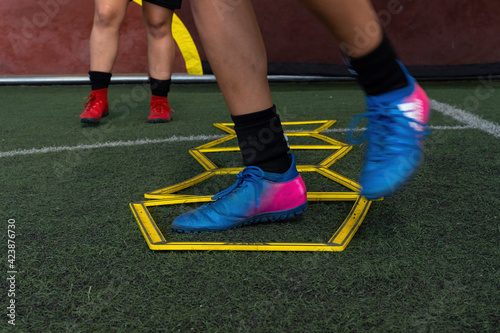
[130, 121, 378, 251]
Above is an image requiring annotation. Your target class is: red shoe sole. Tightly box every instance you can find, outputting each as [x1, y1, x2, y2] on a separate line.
[147, 117, 171, 123]
[80, 112, 109, 124]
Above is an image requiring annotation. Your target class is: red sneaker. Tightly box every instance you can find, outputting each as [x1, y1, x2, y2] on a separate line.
[80, 88, 109, 123]
[148, 95, 173, 123]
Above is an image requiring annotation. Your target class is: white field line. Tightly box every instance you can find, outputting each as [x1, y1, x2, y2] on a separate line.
[431, 99, 500, 138]
[0, 124, 476, 159]
[320, 125, 473, 133]
[0, 134, 225, 158]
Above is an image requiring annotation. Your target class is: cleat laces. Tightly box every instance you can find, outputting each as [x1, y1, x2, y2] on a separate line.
[347, 104, 430, 164]
[150, 100, 173, 116]
[212, 167, 265, 207]
[83, 94, 97, 110]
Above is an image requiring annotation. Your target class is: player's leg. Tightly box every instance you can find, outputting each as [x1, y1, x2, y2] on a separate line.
[298, 0, 431, 199]
[81, 0, 129, 123]
[172, 0, 306, 233]
[142, 0, 180, 123]
[189, 0, 273, 115]
[90, 0, 129, 73]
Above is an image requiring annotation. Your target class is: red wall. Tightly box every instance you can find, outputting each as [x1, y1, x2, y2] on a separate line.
[0, 0, 498, 75]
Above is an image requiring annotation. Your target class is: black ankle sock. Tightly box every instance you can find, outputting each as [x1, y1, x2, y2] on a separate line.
[231, 105, 291, 174]
[347, 34, 408, 96]
[89, 71, 112, 91]
[150, 78, 171, 97]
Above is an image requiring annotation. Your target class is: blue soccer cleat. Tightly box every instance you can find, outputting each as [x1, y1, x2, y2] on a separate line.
[172, 153, 307, 233]
[347, 64, 431, 200]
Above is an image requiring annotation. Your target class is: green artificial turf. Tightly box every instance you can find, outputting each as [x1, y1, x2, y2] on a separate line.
[0, 82, 499, 332]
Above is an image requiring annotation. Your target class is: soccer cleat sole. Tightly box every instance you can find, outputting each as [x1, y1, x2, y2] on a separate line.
[148, 117, 171, 124]
[361, 154, 424, 200]
[172, 202, 307, 233]
[80, 112, 109, 124]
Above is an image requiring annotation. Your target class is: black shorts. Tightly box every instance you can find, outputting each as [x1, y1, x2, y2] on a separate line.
[143, 0, 182, 10]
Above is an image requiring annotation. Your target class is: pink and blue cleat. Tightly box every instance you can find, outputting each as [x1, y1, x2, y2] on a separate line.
[172, 153, 307, 233]
[348, 62, 431, 200]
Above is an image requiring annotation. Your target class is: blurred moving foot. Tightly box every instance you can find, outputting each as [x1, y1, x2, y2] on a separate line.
[348, 64, 430, 200]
